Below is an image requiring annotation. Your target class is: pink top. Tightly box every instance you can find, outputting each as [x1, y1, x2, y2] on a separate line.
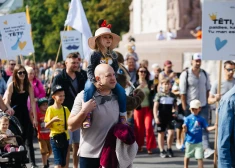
[27, 78, 46, 112]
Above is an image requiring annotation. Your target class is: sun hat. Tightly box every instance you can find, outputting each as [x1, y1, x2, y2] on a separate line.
[190, 99, 201, 109]
[88, 20, 121, 50]
[38, 97, 48, 107]
[192, 53, 202, 60]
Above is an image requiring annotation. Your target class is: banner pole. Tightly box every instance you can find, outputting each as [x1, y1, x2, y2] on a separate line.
[214, 60, 222, 168]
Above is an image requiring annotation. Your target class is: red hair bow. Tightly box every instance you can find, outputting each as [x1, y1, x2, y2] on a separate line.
[101, 20, 112, 29]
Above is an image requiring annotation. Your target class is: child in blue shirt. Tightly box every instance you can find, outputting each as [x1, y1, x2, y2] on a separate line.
[182, 99, 216, 168]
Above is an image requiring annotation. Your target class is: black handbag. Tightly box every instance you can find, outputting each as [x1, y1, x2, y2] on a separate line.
[53, 106, 67, 148]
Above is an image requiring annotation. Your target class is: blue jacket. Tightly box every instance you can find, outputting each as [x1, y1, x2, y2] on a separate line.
[218, 85, 235, 168]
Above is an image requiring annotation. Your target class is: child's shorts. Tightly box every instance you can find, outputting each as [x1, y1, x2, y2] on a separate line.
[38, 139, 52, 155]
[50, 138, 69, 166]
[185, 142, 203, 159]
[157, 119, 175, 132]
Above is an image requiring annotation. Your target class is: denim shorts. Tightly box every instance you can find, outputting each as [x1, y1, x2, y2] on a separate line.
[50, 138, 69, 166]
[69, 129, 80, 145]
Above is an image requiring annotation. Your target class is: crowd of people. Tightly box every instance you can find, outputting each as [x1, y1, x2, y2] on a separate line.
[0, 19, 234, 168]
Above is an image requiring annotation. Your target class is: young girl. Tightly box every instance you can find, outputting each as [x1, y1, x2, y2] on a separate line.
[83, 19, 127, 128]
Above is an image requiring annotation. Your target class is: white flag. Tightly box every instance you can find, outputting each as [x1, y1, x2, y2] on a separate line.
[65, 0, 92, 60]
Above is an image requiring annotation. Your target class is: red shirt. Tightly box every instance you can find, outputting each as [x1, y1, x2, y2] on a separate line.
[37, 111, 50, 140]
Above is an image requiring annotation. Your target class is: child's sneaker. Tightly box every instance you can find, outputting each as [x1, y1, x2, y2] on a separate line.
[18, 145, 24, 151]
[167, 148, 174, 157]
[83, 112, 92, 128]
[10, 147, 15, 152]
[0, 156, 8, 162]
[160, 150, 167, 158]
[120, 116, 127, 124]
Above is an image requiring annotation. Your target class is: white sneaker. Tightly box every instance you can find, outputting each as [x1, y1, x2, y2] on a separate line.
[18, 146, 24, 152]
[0, 156, 8, 162]
[9, 147, 15, 152]
[176, 143, 182, 149]
[204, 148, 215, 158]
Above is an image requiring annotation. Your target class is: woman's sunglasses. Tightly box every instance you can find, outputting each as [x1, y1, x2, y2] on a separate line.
[139, 70, 147, 74]
[17, 71, 26, 75]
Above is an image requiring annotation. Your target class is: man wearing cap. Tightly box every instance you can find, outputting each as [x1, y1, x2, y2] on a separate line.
[179, 53, 213, 158]
[49, 52, 87, 168]
[68, 64, 120, 168]
[208, 60, 235, 104]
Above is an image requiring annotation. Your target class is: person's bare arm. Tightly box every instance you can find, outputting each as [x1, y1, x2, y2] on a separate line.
[3, 82, 14, 115]
[68, 99, 96, 131]
[181, 94, 187, 111]
[29, 85, 37, 127]
[208, 93, 221, 105]
[0, 96, 8, 112]
[45, 116, 61, 128]
[153, 102, 160, 124]
[207, 125, 216, 132]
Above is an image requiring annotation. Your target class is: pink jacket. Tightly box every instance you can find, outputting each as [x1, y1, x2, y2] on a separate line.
[27, 78, 46, 112]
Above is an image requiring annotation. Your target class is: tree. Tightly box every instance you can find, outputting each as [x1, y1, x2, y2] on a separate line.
[13, 0, 131, 61]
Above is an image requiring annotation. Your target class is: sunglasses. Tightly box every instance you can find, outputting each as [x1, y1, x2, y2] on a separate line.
[139, 70, 147, 74]
[225, 68, 235, 72]
[78, 58, 81, 61]
[17, 71, 26, 75]
[10, 64, 16, 66]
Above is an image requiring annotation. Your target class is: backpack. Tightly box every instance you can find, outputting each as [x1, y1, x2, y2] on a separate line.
[185, 69, 208, 90]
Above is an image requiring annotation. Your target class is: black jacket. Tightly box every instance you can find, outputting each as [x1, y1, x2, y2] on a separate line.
[48, 69, 87, 111]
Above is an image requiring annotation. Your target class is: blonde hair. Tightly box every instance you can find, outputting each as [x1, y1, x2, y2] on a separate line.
[25, 66, 34, 74]
[160, 78, 170, 84]
[0, 116, 9, 123]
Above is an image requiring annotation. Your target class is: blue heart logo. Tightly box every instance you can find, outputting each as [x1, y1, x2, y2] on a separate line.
[215, 37, 227, 51]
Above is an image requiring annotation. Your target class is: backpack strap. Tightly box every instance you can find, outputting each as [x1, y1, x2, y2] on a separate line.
[63, 106, 67, 131]
[186, 69, 208, 91]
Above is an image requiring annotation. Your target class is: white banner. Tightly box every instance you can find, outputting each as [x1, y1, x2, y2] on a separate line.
[0, 12, 34, 60]
[202, 1, 235, 60]
[0, 33, 7, 59]
[60, 30, 83, 60]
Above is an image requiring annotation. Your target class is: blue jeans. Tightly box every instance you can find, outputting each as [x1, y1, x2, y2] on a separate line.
[185, 104, 210, 150]
[80, 157, 100, 168]
[50, 138, 69, 166]
[84, 80, 126, 114]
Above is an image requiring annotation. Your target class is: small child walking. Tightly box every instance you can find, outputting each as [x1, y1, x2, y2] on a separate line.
[0, 116, 24, 153]
[83, 19, 127, 128]
[183, 99, 216, 168]
[153, 78, 178, 158]
[37, 97, 52, 168]
[44, 85, 70, 168]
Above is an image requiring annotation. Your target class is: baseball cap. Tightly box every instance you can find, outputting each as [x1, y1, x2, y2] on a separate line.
[164, 60, 172, 66]
[192, 53, 202, 60]
[51, 85, 64, 95]
[190, 99, 201, 109]
[38, 97, 48, 106]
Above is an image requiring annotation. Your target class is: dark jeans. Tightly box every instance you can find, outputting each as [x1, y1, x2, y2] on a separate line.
[80, 157, 100, 168]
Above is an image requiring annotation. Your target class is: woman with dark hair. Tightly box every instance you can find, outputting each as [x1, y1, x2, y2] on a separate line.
[134, 65, 157, 154]
[4, 64, 38, 168]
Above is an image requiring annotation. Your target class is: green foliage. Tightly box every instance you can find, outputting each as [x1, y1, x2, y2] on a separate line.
[12, 0, 131, 62]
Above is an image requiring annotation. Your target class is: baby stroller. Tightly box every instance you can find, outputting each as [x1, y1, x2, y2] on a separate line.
[0, 112, 29, 168]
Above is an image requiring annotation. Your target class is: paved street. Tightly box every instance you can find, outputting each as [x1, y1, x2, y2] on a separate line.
[26, 132, 215, 168]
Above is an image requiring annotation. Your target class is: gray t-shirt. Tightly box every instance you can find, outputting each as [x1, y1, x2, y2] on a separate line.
[70, 91, 119, 158]
[179, 68, 211, 107]
[210, 78, 235, 96]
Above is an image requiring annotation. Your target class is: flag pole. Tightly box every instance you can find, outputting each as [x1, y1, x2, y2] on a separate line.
[26, 5, 36, 63]
[214, 60, 222, 168]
